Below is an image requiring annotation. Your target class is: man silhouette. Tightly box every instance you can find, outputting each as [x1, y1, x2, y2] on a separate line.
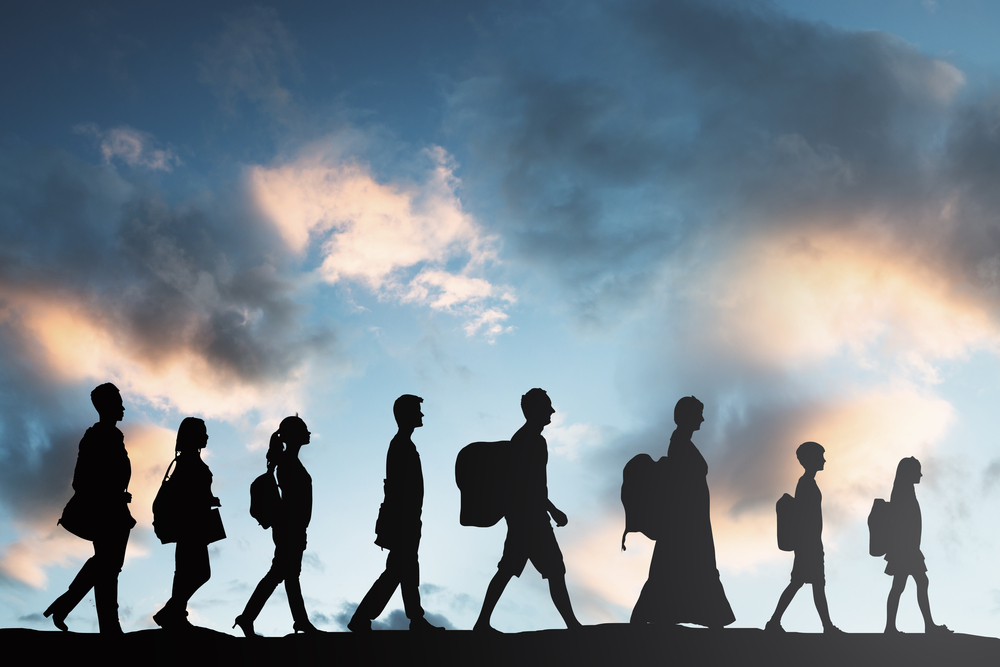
[473, 388, 581, 632]
[349, 395, 443, 631]
[766, 441, 841, 633]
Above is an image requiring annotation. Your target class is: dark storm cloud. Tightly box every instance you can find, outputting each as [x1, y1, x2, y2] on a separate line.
[450, 0, 994, 323]
[0, 142, 335, 518]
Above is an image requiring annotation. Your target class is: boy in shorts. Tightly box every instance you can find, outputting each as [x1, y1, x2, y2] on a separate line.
[765, 441, 842, 633]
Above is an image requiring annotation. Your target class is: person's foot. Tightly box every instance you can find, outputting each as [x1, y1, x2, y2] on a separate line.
[293, 619, 320, 634]
[233, 615, 257, 638]
[409, 617, 445, 632]
[926, 624, 953, 635]
[764, 619, 784, 633]
[153, 605, 190, 629]
[884, 627, 903, 634]
[823, 625, 844, 634]
[43, 603, 68, 632]
[473, 621, 501, 633]
[347, 617, 372, 633]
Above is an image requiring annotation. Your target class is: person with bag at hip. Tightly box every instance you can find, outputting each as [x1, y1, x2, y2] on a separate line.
[46, 382, 136, 634]
[153, 417, 224, 628]
[234, 415, 318, 637]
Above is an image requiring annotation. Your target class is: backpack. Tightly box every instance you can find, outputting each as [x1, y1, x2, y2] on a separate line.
[152, 457, 180, 544]
[620, 453, 670, 551]
[775, 493, 797, 552]
[249, 467, 281, 529]
[455, 441, 511, 527]
[868, 498, 892, 557]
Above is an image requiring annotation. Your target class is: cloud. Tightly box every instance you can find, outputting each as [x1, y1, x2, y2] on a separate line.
[75, 124, 181, 172]
[250, 141, 514, 339]
[197, 6, 300, 121]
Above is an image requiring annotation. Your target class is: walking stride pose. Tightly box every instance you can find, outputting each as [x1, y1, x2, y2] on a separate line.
[234, 416, 318, 636]
[153, 417, 224, 628]
[474, 389, 581, 632]
[46, 383, 136, 634]
[766, 441, 841, 633]
[349, 395, 444, 632]
[883, 457, 951, 634]
[631, 396, 735, 628]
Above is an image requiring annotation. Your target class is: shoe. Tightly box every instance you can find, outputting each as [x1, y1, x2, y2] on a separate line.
[44, 603, 68, 632]
[926, 624, 953, 635]
[153, 606, 190, 629]
[824, 625, 844, 634]
[347, 617, 372, 632]
[764, 620, 784, 633]
[409, 617, 445, 632]
[293, 620, 320, 634]
[233, 615, 257, 638]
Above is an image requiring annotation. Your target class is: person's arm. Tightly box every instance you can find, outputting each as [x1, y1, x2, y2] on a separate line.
[547, 499, 568, 527]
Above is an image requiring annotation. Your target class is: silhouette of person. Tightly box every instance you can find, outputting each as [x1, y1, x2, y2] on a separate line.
[234, 416, 319, 637]
[474, 388, 581, 632]
[883, 457, 951, 634]
[349, 395, 444, 632]
[153, 417, 223, 628]
[631, 396, 735, 628]
[45, 382, 136, 634]
[765, 442, 841, 633]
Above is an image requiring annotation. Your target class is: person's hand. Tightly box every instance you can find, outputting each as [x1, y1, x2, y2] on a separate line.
[550, 508, 568, 527]
[123, 491, 132, 503]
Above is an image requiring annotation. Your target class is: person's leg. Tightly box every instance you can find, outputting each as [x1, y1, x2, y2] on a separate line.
[912, 571, 945, 632]
[93, 529, 129, 634]
[766, 580, 802, 630]
[474, 570, 514, 631]
[349, 551, 402, 631]
[811, 583, 840, 631]
[46, 551, 100, 630]
[235, 536, 286, 636]
[548, 574, 582, 629]
[885, 574, 907, 633]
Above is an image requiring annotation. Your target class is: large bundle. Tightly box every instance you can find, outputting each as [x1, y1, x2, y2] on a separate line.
[455, 441, 511, 527]
[620, 453, 671, 551]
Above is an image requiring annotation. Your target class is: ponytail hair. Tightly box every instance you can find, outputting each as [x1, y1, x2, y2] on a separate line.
[266, 430, 284, 469]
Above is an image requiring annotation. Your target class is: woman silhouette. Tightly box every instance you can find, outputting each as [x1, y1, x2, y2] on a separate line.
[631, 396, 735, 628]
[153, 417, 222, 628]
[883, 457, 951, 634]
[234, 416, 318, 636]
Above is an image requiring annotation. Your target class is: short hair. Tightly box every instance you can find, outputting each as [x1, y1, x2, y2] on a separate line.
[176, 417, 207, 453]
[796, 441, 824, 465]
[521, 388, 550, 419]
[673, 396, 704, 426]
[393, 394, 423, 425]
[91, 382, 121, 413]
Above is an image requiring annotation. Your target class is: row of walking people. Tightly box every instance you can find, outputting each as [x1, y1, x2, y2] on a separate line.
[40, 383, 948, 636]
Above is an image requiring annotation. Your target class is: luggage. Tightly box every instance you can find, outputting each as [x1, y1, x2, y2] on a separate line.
[868, 498, 892, 557]
[455, 441, 511, 527]
[776, 492, 797, 552]
[620, 453, 671, 550]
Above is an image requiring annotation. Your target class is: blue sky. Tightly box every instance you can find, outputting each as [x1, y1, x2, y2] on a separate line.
[4, 0, 1000, 637]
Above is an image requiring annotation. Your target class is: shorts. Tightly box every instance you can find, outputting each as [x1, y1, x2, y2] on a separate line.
[790, 546, 825, 585]
[497, 515, 566, 579]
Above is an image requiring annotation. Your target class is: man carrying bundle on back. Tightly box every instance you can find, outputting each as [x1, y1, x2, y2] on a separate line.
[471, 388, 582, 632]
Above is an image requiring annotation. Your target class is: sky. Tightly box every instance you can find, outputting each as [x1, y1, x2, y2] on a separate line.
[3, 0, 1000, 637]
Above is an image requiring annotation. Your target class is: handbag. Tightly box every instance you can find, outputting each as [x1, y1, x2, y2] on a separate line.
[58, 493, 98, 541]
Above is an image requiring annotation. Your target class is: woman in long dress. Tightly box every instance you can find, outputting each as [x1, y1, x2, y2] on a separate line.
[631, 396, 735, 628]
[153, 417, 222, 628]
[883, 457, 950, 634]
[234, 416, 318, 636]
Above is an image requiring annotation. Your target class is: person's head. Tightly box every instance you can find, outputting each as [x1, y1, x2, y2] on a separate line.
[267, 415, 310, 466]
[521, 388, 554, 426]
[796, 441, 825, 472]
[674, 396, 705, 430]
[894, 456, 922, 486]
[176, 417, 208, 454]
[393, 394, 424, 429]
[91, 382, 123, 422]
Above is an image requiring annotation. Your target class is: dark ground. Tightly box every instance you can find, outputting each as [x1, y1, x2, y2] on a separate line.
[3, 624, 998, 667]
